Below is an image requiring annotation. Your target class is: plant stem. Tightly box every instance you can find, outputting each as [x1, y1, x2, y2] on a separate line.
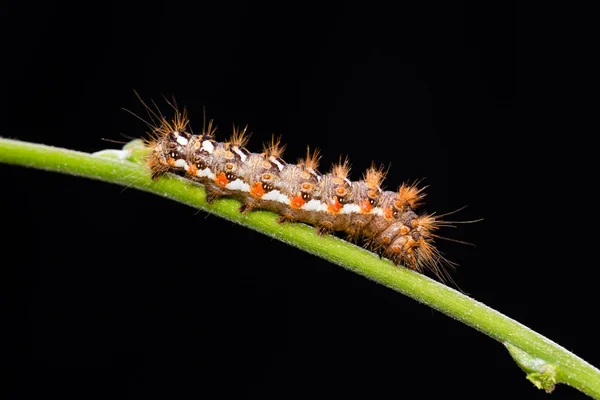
[1, 137, 599, 398]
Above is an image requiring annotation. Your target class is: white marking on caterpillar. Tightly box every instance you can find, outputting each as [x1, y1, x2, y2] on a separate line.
[262, 189, 291, 205]
[175, 134, 188, 146]
[269, 156, 285, 171]
[304, 201, 328, 212]
[262, 189, 281, 201]
[372, 207, 384, 216]
[309, 170, 321, 182]
[196, 167, 215, 179]
[278, 193, 291, 204]
[301, 199, 322, 211]
[202, 140, 214, 154]
[174, 159, 188, 168]
[340, 203, 361, 214]
[226, 179, 250, 192]
[233, 147, 247, 162]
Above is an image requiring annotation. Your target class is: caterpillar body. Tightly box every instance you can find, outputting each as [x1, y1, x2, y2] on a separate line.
[142, 103, 456, 282]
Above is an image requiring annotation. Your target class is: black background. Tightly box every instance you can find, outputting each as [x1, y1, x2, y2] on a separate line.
[2, 1, 597, 399]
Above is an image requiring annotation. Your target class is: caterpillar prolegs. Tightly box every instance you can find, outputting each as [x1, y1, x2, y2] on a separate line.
[142, 102, 458, 282]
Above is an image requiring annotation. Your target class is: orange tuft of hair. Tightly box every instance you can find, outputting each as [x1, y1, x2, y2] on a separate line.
[262, 134, 286, 159]
[396, 182, 427, 209]
[415, 237, 456, 284]
[228, 124, 250, 148]
[412, 213, 441, 233]
[330, 156, 351, 181]
[298, 146, 321, 171]
[363, 163, 386, 190]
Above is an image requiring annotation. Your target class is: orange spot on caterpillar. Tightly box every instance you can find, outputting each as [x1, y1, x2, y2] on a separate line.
[291, 194, 305, 209]
[327, 196, 342, 213]
[167, 158, 176, 167]
[251, 182, 265, 198]
[359, 199, 372, 213]
[187, 164, 197, 176]
[335, 186, 347, 197]
[383, 206, 394, 220]
[404, 237, 417, 252]
[390, 244, 401, 253]
[216, 172, 229, 187]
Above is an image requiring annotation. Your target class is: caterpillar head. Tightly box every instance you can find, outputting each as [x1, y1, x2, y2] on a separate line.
[148, 128, 192, 179]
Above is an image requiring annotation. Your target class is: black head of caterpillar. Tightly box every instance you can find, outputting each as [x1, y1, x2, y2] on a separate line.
[137, 98, 471, 285]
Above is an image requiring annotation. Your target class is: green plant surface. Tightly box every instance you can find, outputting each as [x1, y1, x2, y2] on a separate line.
[1, 136, 599, 399]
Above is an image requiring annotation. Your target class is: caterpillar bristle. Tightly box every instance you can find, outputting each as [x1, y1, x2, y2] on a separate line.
[364, 163, 386, 190]
[228, 124, 250, 148]
[262, 134, 286, 159]
[298, 146, 321, 171]
[331, 156, 351, 182]
[396, 182, 427, 210]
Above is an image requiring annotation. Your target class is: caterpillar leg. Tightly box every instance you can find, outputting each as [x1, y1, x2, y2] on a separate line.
[277, 213, 294, 224]
[239, 198, 262, 214]
[204, 184, 229, 203]
[316, 221, 333, 236]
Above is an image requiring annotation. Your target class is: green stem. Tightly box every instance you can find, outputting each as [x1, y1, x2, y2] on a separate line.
[1, 137, 599, 398]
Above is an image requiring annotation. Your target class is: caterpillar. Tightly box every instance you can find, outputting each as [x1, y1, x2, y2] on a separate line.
[136, 98, 458, 283]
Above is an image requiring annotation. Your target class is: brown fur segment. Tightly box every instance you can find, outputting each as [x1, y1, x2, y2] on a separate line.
[144, 111, 451, 282]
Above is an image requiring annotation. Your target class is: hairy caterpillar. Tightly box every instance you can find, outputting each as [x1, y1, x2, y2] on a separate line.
[135, 98, 459, 283]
